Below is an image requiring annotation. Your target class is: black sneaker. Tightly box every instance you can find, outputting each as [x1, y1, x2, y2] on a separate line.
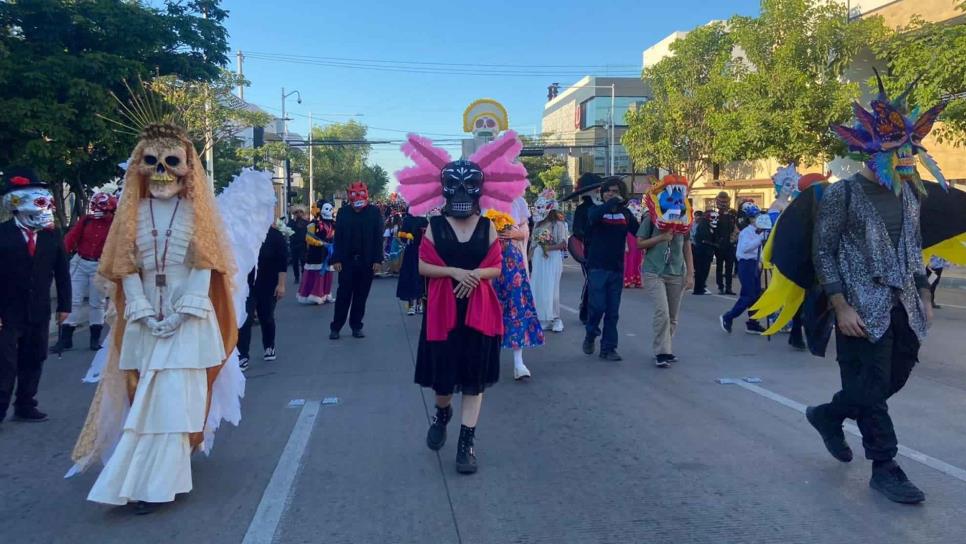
[725, 289, 737, 295]
[238, 356, 250, 371]
[805, 406, 853, 463]
[13, 407, 48, 422]
[692, 289, 708, 295]
[135, 501, 159, 515]
[263, 347, 277, 361]
[329, 330, 340, 340]
[352, 329, 365, 338]
[582, 336, 596, 355]
[870, 462, 925, 504]
[720, 315, 733, 334]
[599, 350, 622, 362]
[789, 337, 807, 351]
[745, 321, 766, 335]
[654, 354, 672, 368]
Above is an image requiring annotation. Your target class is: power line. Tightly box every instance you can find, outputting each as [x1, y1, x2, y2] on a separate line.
[244, 50, 641, 70]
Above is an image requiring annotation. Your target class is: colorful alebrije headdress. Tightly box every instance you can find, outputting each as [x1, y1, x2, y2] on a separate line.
[832, 69, 948, 195]
[395, 130, 529, 215]
[644, 174, 692, 234]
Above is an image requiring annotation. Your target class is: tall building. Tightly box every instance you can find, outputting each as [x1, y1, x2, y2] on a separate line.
[541, 76, 652, 193]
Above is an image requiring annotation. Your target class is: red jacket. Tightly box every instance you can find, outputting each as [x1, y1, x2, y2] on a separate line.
[64, 215, 113, 260]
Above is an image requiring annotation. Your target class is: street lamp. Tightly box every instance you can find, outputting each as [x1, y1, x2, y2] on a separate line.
[280, 87, 302, 218]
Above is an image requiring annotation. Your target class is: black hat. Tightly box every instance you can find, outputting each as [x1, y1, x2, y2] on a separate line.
[2, 167, 48, 195]
[561, 172, 606, 201]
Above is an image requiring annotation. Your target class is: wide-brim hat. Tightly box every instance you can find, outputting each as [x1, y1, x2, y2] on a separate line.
[561, 172, 606, 201]
[2, 167, 48, 195]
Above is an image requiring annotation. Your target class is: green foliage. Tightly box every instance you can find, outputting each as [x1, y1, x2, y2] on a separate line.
[307, 120, 372, 201]
[0, 0, 230, 225]
[713, 0, 888, 164]
[519, 135, 566, 200]
[622, 22, 735, 185]
[871, 1, 966, 146]
[360, 163, 390, 199]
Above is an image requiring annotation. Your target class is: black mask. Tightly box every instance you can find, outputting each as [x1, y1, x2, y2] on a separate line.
[440, 159, 482, 218]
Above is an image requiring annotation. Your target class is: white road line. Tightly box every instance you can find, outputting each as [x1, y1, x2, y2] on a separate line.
[561, 304, 579, 314]
[730, 380, 966, 483]
[711, 294, 738, 301]
[243, 400, 322, 544]
[937, 303, 966, 310]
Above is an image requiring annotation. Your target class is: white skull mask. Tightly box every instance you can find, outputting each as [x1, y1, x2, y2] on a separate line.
[3, 188, 55, 230]
[320, 203, 334, 220]
[139, 139, 189, 199]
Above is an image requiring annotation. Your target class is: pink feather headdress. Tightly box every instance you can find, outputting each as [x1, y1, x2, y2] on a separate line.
[396, 130, 529, 215]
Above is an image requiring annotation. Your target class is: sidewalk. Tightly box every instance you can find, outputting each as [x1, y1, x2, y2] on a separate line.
[940, 265, 966, 289]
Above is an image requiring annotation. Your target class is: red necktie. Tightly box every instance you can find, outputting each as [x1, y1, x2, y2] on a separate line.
[24, 228, 36, 257]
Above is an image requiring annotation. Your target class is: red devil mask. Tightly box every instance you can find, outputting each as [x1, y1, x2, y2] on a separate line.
[89, 192, 118, 218]
[348, 181, 369, 211]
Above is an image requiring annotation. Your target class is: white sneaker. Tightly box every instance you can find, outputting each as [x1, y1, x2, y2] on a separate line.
[407, 306, 416, 316]
[263, 347, 277, 361]
[514, 364, 532, 380]
[238, 357, 250, 371]
[551, 318, 564, 333]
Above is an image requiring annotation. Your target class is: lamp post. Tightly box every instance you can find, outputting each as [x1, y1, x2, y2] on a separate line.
[280, 87, 302, 218]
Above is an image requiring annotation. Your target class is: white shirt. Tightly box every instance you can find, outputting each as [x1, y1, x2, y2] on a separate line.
[735, 224, 765, 261]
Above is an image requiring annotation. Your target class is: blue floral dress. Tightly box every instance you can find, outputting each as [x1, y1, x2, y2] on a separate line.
[495, 240, 545, 349]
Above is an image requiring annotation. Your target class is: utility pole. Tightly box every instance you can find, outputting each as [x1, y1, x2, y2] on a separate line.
[202, 7, 214, 189]
[236, 50, 245, 99]
[308, 111, 314, 206]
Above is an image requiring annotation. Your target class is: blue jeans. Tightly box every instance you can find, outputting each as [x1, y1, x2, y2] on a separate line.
[724, 259, 760, 322]
[585, 269, 623, 352]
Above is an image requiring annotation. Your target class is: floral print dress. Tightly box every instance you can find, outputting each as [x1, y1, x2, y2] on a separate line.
[494, 239, 545, 349]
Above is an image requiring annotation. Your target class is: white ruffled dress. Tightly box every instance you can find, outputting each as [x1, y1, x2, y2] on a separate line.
[87, 197, 226, 505]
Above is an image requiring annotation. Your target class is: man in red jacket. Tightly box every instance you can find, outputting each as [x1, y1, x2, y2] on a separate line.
[52, 188, 116, 352]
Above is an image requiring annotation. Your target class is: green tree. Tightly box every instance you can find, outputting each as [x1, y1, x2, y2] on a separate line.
[519, 135, 565, 199]
[872, 1, 966, 146]
[622, 22, 735, 186]
[0, 0, 230, 226]
[361, 164, 390, 199]
[307, 120, 372, 201]
[713, 0, 888, 165]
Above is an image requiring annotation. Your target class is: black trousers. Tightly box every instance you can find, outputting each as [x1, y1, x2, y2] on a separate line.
[692, 245, 714, 293]
[331, 258, 375, 332]
[0, 321, 49, 417]
[237, 283, 277, 358]
[714, 244, 735, 291]
[816, 306, 919, 461]
[290, 249, 305, 281]
[578, 262, 589, 323]
[927, 268, 943, 305]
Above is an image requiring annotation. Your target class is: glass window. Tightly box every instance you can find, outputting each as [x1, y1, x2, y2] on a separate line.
[579, 96, 649, 129]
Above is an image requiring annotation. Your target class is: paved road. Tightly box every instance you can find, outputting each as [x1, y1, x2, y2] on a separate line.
[3, 264, 966, 544]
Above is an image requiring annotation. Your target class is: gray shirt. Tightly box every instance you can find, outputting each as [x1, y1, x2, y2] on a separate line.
[638, 214, 688, 277]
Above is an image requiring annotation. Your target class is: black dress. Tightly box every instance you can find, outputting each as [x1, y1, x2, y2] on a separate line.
[395, 215, 428, 301]
[414, 216, 501, 396]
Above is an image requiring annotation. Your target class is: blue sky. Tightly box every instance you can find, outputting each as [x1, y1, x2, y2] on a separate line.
[224, 0, 761, 179]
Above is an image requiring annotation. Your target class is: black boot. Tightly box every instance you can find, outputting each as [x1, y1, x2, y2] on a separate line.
[89, 325, 104, 351]
[50, 324, 75, 353]
[426, 404, 452, 451]
[455, 425, 477, 474]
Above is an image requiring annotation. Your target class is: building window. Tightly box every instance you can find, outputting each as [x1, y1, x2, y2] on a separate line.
[578, 96, 649, 129]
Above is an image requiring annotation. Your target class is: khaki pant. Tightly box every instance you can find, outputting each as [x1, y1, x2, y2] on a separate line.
[643, 272, 684, 356]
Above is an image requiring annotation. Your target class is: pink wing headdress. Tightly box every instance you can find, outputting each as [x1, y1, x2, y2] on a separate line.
[396, 130, 529, 215]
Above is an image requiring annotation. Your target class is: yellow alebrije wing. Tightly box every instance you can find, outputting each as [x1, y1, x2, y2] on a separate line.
[750, 267, 805, 336]
[923, 233, 966, 266]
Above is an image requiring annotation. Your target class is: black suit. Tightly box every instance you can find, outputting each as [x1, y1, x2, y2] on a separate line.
[0, 219, 70, 417]
[329, 205, 384, 333]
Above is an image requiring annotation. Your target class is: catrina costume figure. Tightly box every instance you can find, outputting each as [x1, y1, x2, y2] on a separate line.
[396, 130, 528, 474]
[751, 70, 966, 505]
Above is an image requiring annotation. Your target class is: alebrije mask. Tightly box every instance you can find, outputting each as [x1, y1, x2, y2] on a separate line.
[644, 174, 692, 234]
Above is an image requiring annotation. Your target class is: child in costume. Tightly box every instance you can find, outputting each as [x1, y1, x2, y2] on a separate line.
[397, 130, 528, 474]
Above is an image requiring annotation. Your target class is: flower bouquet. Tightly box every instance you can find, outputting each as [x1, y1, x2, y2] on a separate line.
[484, 209, 515, 233]
[536, 228, 555, 252]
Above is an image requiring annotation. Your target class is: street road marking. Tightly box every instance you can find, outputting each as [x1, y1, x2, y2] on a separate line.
[243, 400, 321, 544]
[561, 304, 579, 314]
[938, 303, 966, 310]
[723, 379, 966, 483]
[711, 294, 738, 301]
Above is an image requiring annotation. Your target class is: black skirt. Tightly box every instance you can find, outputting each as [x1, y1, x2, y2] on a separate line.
[414, 296, 501, 396]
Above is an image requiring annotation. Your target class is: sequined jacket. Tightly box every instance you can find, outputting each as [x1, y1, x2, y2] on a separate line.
[813, 176, 927, 342]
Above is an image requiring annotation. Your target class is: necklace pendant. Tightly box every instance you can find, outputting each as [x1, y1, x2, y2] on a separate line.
[155, 274, 167, 287]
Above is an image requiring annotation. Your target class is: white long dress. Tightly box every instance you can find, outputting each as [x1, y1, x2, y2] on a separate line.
[87, 197, 225, 505]
[530, 220, 568, 325]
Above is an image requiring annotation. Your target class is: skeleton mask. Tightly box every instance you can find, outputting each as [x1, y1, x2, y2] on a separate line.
[89, 192, 118, 218]
[347, 181, 370, 211]
[472, 115, 500, 139]
[440, 159, 483, 218]
[4, 187, 55, 231]
[320, 202, 334, 220]
[139, 139, 189, 199]
[532, 189, 559, 223]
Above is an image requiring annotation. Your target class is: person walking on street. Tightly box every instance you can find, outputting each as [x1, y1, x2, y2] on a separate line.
[396, 208, 429, 315]
[712, 192, 738, 295]
[569, 173, 604, 324]
[719, 204, 767, 336]
[530, 190, 569, 333]
[0, 169, 70, 424]
[237, 223, 288, 370]
[287, 206, 309, 284]
[637, 174, 695, 367]
[329, 181, 384, 339]
[582, 177, 639, 361]
[691, 211, 714, 295]
[926, 255, 945, 309]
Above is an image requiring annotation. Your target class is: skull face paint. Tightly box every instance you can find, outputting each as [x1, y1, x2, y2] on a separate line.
[347, 181, 369, 211]
[440, 159, 483, 218]
[139, 139, 189, 199]
[4, 187, 55, 230]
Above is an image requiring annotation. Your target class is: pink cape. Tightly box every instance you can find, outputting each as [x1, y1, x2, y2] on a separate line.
[420, 238, 504, 341]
